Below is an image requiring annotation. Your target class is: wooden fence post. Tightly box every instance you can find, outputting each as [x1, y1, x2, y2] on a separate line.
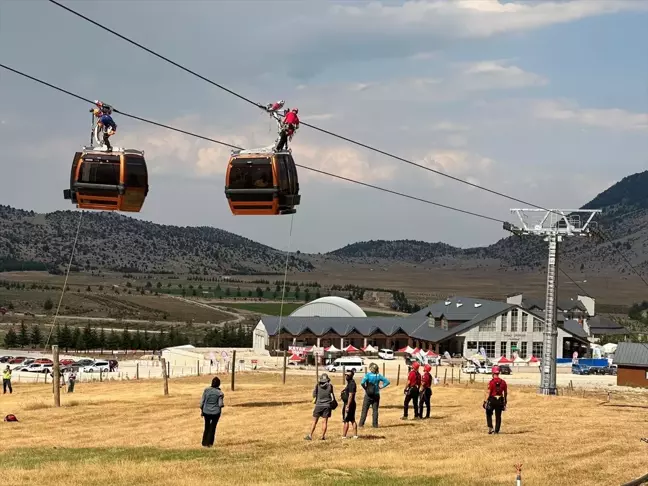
[396, 364, 401, 386]
[231, 350, 236, 391]
[136, 363, 139, 380]
[443, 369, 448, 385]
[382, 362, 386, 377]
[315, 358, 319, 382]
[167, 361, 171, 378]
[451, 367, 454, 384]
[435, 365, 438, 378]
[197, 359, 200, 377]
[458, 368, 461, 384]
[53, 345, 60, 407]
[282, 350, 287, 384]
[161, 357, 169, 396]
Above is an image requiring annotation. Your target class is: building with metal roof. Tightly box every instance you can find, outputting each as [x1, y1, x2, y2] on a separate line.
[253, 295, 590, 360]
[289, 296, 368, 317]
[615, 342, 648, 388]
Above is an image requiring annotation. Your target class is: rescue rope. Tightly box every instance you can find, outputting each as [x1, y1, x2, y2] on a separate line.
[44, 210, 83, 349]
[276, 213, 295, 358]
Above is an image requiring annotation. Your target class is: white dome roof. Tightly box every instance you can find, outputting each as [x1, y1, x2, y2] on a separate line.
[289, 296, 367, 318]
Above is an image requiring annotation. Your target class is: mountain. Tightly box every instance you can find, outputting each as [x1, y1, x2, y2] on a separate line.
[327, 171, 648, 273]
[0, 206, 314, 274]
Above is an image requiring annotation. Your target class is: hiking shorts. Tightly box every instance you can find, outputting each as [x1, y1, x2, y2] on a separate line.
[313, 404, 332, 418]
[342, 402, 356, 423]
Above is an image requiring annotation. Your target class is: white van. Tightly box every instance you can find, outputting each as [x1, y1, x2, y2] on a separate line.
[378, 349, 394, 360]
[327, 357, 365, 373]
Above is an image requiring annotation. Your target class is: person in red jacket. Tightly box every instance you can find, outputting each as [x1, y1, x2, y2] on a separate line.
[483, 366, 508, 434]
[275, 108, 300, 151]
[418, 363, 433, 419]
[401, 361, 421, 420]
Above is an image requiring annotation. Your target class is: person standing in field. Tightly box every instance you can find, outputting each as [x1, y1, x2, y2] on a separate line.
[402, 361, 421, 420]
[200, 377, 225, 447]
[419, 364, 433, 419]
[305, 373, 335, 441]
[341, 369, 358, 439]
[359, 362, 390, 428]
[484, 366, 508, 434]
[3, 366, 12, 394]
[67, 371, 77, 393]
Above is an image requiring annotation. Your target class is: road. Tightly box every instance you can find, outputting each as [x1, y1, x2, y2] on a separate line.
[168, 296, 247, 326]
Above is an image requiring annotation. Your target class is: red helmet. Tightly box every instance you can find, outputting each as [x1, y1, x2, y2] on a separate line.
[292, 108, 298, 113]
[424, 364, 432, 372]
[412, 361, 420, 370]
[492, 366, 500, 375]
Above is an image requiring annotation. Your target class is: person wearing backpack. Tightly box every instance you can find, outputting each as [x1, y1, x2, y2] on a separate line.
[200, 376, 225, 447]
[402, 361, 421, 420]
[341, 369, 358, 439]
[483, 366, 508, 434]
[359, 363, 390, 428]
[419, 363, 433, 419]
[306, 373, 336, 441]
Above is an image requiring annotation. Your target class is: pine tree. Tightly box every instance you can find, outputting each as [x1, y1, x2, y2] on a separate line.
[107, 329, 120, 350]
[60, 324, 72, 352]
[133, 330, 143, 350]
[4, 327, 18, 348]
[98, 327, 106, 352]
[43, 298, 54, 311]
[71, 327, 81, 351]
[30, 325, 43, 348]
[18, 321, 29, 347]
[142, 328, 150, 351]
[121, 328, 132, 351]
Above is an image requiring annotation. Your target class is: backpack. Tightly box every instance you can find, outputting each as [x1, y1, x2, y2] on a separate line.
[341, 388, 349, 403]
[4, 414, 18, 422]
[365, 378, 379, 399]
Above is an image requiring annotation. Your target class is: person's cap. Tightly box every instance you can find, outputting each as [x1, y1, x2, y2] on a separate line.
[345, 369, 355, 376]
[319, 373, 330, 383]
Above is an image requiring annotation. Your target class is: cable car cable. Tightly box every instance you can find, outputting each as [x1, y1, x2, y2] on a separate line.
[0, 63, 507, 225]
[3, 63, 643, 312]
[44, 210, 84, 349]
[46, 0, 562, 214]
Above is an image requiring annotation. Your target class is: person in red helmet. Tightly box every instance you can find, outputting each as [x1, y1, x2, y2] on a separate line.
[275, 108, 300, 151]
[484, 365, 508, 434]
[402, 361, 421, 420]
[418, 363, 433, 419]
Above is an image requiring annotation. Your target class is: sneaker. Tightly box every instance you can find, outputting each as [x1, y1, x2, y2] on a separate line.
[352, 435, 359, 439]
[304, 435, 312, 441]
[341, 436, 348, 439]
[320, 437, 326, 440]
[488, 429, 494, 435]
[400, 416, 408, 420]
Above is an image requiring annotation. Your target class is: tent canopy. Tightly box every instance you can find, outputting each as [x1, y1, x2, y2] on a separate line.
[362, 344, 378, 353]
[398, 346, 415, 354]
[288, 354, 303, 362]
[497, 356, 512, 364]
[344, 344, 360, 353]
[425, 350, 439, 357]
[325, 345, 340, 353]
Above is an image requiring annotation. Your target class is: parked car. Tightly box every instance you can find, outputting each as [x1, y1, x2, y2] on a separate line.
[12, 365, 29, 372]
[83, 361, 110, 373]
[326, 357, 365, 373]
[462, 364, 477, 374]
[0, 356, 14, 363]
[59, 359, 75, 366]
[498, 364, 512, 375]
[9, 357, 28, 364]
[476, 365, 493, 374]
[378, 349, 394, 360]
[75, 359, 95, 367]
[572, 363, 590, 375]
[34, 358, 53, 365]
[25, 363, 52, 373]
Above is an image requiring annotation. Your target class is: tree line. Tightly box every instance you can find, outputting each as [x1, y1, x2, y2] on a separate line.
[3, 322, 253, 352]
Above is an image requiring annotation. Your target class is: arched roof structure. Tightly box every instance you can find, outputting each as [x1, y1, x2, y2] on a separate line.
[289, 296, 367, 318]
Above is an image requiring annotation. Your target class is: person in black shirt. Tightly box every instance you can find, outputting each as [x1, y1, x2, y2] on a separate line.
[341, 369, 358, 439]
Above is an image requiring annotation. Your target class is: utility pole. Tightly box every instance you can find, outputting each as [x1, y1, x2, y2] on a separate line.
[504, 208, 601, 395]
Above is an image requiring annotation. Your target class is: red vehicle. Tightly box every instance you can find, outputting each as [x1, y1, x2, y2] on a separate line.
[59, 359, 75, 366]
[8, 357, 28, 364]
[34, 358, 53, 365]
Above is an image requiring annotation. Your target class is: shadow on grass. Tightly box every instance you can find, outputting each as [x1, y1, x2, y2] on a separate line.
[600, 403, 648, 410]
[501, 430, 532, 435]
[381, 423, 416, 428]
[2, 447, 244, 470]
[298, 467, 500, 486]
[357, 435, 386, 440]
[236, 400, 309, 408]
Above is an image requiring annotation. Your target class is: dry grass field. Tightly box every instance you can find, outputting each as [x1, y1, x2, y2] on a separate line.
[0, 373, 646, 486]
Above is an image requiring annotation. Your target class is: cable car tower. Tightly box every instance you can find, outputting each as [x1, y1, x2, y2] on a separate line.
[504, 208, 601, 395]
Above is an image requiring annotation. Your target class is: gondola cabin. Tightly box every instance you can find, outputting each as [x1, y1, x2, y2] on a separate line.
[63, 148, 149, 212]
[224, 148, 300, 216]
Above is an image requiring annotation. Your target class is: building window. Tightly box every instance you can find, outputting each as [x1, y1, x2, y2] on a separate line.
[520, 342, 528, 358]
[521, 313, 528, 333]
[441, 317, 448, 331]
[480, 318, 496, 332]
[482, 341, 496, 358]
[533, 318, 543, 332]
[510, 308, 518, 332]
[501, 316, 507, 332]
[499, 341, 507, 357]
[532, 342, 543, 357]
[466, 341, 478, 352]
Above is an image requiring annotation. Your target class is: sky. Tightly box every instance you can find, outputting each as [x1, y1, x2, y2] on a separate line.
[1, 0, 647, 254]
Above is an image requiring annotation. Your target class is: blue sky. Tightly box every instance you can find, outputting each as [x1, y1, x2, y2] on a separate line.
[1, 0, 647, 253]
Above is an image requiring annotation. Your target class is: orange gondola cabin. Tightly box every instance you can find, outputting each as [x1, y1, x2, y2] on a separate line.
[63, 148, 149, 212]
[224, 147, 300, 215]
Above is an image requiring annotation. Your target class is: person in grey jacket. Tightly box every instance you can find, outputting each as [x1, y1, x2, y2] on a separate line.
[305, 373, 335, 441]
[200, 377, 225, 447]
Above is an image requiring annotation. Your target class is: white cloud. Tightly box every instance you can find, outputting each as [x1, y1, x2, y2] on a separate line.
[300, 113, 336, 122]
[429, 122, 470, 132]
[331, 0, 648, 38]
[418, 149, 496, 188]
[459, 60, 548, 90]
[532, 100, 648, 131]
